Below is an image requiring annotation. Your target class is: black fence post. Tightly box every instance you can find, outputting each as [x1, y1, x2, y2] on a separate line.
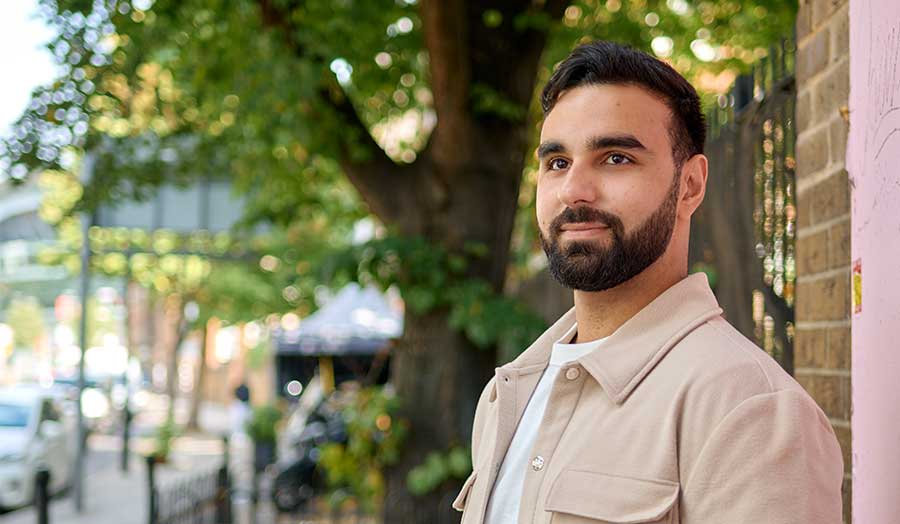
[146, 455, 157, 524]
[121, 403, 132, 472]
[216, 436, 232, 524]
[35, 469, 50, 524]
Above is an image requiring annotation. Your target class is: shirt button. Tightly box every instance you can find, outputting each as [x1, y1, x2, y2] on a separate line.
[565, 367, 580, 380]
[531, 456, 545, 471]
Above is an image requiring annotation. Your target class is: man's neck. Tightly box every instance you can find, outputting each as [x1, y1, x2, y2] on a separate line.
[571, 259, 686, 344]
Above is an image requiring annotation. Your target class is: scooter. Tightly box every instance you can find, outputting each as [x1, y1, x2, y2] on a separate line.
[270, 401, 347, 512]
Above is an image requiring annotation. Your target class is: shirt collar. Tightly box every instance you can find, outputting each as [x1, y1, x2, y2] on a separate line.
[498, 272, 723, 404]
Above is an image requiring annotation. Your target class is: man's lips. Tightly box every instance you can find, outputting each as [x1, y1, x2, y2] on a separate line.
[560, 222, 608, 231]
[558, 222, 610, 239]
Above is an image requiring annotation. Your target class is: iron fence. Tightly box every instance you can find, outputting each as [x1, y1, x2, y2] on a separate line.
[146, 438, 231, 524]
[690, 38, 797, 373]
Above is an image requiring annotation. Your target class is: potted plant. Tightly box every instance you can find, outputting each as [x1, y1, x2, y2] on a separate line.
[246, 404, 282, 471]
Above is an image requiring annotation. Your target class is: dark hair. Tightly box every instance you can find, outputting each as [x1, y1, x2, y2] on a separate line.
[540, 40, 705, 168]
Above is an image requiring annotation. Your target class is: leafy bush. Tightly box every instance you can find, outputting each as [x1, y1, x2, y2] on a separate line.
[406, 446, 472, 496]
[245, 404, 283, 444]
[153, 416, 178, 460]
[318, 386, 408, 513]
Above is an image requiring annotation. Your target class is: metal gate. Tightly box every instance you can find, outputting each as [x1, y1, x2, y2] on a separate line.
[690, 39, 797, 374]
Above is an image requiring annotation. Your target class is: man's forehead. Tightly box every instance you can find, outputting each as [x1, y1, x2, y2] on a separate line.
[539, 84, 671, 148]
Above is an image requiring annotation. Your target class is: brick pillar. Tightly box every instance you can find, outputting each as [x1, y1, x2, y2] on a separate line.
[794, 0, 851, 522]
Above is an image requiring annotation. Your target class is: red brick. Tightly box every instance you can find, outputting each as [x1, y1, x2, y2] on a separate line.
[827, 326, 851, 370]
[812, 0, 845, 29]
[796, 125, 830, 180]
[810, 170, 851, 223]
[796, 273, 850, 322]
[829, 114, 850, 166]
[829, 5, 850, 63]
[797, 229, 829, 274]
[797, 3, 813, 41]
[797, 90, 813, 134]
[795, 328, 828, 368]
[842, 474, 852, 524]
[827, 219, 850, 269]
[813, 60, 850, 126]
[795, 373, 849, 419]
[832, 424, 851, 475]
[797, 27, 830, 83]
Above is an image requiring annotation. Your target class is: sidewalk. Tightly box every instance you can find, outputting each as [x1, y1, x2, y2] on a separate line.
[0, 399, 236, 524]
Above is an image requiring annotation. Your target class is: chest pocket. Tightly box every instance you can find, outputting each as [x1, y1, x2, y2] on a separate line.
[545, 469, 679, 524]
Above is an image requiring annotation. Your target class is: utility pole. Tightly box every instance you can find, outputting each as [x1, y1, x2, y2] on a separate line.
[74, 152, 96, 512]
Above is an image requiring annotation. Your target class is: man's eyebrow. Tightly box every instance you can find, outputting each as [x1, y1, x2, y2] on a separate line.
[587, 134, 648, 152]
[537, 135, 649, 160]
[536, 141, 566, 160]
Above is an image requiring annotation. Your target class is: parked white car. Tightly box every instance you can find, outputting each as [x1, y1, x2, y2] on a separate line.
[0, 386, 75, 509]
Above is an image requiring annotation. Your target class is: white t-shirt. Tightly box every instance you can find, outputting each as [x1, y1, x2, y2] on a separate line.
[484, 323, 609, 524]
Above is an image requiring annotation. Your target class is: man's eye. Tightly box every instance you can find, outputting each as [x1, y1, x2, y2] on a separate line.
[605, 153, 631, 165]
[548, 158, 569, 170]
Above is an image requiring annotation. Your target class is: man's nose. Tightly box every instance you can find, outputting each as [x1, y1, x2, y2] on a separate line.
[558, 161, 599, 207]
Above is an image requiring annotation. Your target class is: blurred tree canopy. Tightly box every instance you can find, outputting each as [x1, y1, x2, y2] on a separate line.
[2, 0, 795, 521]
[4, 296, 47, 350]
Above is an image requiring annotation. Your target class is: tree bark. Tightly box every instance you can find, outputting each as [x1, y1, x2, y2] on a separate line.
[165, 296, 189, 424]
[186, 321, 208, 431]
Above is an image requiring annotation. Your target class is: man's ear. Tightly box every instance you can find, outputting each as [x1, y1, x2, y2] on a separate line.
[678, 154, 708, 220]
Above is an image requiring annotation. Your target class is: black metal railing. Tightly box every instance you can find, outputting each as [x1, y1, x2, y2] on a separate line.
[690, 38, 797, 374]
[146, 438, 231, 524]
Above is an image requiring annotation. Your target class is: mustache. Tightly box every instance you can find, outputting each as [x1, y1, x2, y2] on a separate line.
[550, 206, 624, 238]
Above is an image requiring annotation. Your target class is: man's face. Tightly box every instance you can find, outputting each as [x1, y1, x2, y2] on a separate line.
[536, 83, 683, 291]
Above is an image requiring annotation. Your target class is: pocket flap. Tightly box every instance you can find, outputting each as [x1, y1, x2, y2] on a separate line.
[545, 469, 679, 523]
[452, 471, 478, 512]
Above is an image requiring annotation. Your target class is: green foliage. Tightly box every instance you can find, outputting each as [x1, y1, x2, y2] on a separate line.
[406, 446, 472, 497]
[245, 337, 270, 371]
[4, 296, 47, 350]
[321, 235, 547, 361]
[245, 404, 282, 444]
[153, 415, 177, 460]
[318, 386, 408, 513]
[1, 0, 796, 346]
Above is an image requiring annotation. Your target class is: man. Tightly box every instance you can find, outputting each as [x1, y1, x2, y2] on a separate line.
[452, 41, 844, 524]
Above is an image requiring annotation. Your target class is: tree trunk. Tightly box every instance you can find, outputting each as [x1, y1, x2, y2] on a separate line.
[165, 296, 189, 424]
[186, 321, 208, 431]
[372, 2, 567, 522]
[383, 309, 497, 523]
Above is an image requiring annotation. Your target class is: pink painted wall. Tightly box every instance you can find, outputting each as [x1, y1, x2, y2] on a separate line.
[847, 1, 900, 522]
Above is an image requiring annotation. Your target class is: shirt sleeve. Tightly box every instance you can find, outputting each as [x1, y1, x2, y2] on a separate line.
[680, 389, 845, 524]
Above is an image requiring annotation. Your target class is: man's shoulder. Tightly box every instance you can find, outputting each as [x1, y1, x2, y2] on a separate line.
[676, 315, 803, 395]
[670, 316, 819, 433]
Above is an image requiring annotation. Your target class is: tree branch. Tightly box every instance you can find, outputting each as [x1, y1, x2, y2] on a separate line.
[254, 0, 425, 230]
[321, 80, 426, 231]
[420, 0, 473, 170]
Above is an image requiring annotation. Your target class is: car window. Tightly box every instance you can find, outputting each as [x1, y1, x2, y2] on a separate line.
[0, 403, 31, 427]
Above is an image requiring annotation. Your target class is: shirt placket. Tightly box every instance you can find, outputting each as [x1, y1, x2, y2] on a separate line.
[517, 363, 587, 524]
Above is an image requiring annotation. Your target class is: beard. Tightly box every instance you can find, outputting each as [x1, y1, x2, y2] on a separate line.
[540, 171, 681, 292]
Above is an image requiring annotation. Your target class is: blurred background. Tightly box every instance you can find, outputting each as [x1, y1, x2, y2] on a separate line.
[0, 0, 878, 523]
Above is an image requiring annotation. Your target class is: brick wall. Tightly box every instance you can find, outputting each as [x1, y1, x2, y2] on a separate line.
[794, 0, 851, 521]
